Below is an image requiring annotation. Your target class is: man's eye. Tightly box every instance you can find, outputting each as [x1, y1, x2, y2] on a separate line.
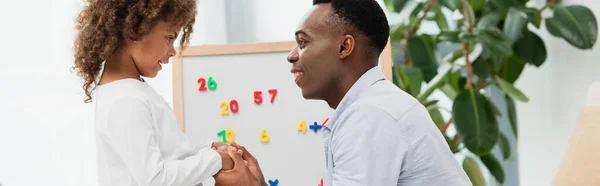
[298, 40, 307, 48]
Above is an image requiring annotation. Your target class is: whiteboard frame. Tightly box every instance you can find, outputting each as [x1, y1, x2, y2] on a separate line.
[172, 41, 392, 132]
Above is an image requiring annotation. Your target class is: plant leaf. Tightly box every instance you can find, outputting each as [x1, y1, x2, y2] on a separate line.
[525, 8, 542, 29]
[408, 35, 439, 82]
[504, 7, 530, 45]
[441, 84, 458, 100]
[478, 29, 513, 56]
[472, 57, 490, 79]
[452, 88, 499, 155]
[446, 136, 460, 153]
[402, 66, 424, 97]
[439, 0, 459, 11]
[390, 25, 406, 41]
[518, 0, 529, 5]
[468, 0, 485, 12]
[499, 132, 511, 160]
[410, 2, 426, 17]
[514, 30, 547, 67]
[481, 154, 505, 184]
[500, 55, 526, 83]
[392, 65, 408, 90]
[435, 5, 450, 31]
[545, 5, 598, 49]
[428, 106, 446, 129]
[463, 157, 486, 186]
[384, 0, 408, 13]
[477, 12, 501, 29]
[460, 0, 476, 28]
[423, 100, 439, 108]
[506, 95, 518, 138]
[494, 75, 529, 102]
[490, 0, 522, 10]
[448, 69, 462, 92]
[438, 30, 461, 43]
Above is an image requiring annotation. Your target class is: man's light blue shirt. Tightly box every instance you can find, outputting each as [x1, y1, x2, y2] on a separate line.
[322, 66, 472, 186]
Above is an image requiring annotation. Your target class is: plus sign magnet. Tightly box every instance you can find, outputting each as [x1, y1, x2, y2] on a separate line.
[268, 179, 279, 186]
[310, 122, 322, 133]
[318, 178, 323, 186]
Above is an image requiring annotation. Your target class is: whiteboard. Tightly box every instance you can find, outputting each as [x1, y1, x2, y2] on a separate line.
[172, 41, 392, 186]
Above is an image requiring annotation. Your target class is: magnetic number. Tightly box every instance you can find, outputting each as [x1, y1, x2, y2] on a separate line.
[197, 76, 217, 92]
[220, 100, 239, 115]
[298, 120, 307, 134]
[230, 100, 239, 113]
[218, 129, 235, 143]
[260, 129, 270, 143]
[254, 89, 278, 104]
[268, 89, 278, 103]
[254, 91, 263, 104]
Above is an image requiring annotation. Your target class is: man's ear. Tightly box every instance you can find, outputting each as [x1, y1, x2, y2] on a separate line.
[338, 35, 355, 59]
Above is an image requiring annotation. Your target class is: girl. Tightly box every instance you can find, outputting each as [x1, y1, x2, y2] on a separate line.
[72, 1, 234, 185]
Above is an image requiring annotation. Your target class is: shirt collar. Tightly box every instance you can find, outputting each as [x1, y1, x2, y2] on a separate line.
[324, 66, 386, 130]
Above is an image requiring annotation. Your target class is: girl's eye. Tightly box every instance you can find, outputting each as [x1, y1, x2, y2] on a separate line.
[166, 36, 175, 42]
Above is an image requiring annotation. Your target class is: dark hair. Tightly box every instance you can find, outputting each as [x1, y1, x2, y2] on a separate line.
[313, 0, 389, 55]
[72, 0, 197, 103]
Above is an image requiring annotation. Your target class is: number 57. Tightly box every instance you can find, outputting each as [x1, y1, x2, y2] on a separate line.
[254, 89, 278, 104]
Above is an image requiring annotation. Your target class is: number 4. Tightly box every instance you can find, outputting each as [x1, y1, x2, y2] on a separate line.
[268, 89, 278, 103]
[298, 120, 307, 134]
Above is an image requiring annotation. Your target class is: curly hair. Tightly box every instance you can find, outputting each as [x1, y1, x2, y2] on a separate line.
[72, 0, 197, 103]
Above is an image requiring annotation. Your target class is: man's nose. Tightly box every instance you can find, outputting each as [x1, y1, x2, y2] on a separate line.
[287, 47, 299, 63]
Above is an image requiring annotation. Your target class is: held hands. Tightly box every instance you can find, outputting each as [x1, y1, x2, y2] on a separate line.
[213, 141, 267, 186]
[212, 142, 243, 171]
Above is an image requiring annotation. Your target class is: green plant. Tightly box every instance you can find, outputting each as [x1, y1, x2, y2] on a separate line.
[385, 0, 597, 185]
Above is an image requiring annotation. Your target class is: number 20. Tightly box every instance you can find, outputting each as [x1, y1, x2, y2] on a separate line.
[221, 100, 239, 115]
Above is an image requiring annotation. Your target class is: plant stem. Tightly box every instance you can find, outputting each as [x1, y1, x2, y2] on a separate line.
[441, 117, 454, 135]
[463, 43, 473, 89]
[453, 135, 460, 144]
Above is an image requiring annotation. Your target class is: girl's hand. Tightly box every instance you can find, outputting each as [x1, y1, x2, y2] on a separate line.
[216, 148, 235, 170]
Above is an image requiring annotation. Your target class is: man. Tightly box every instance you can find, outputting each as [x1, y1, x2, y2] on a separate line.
[286, 0, 472, 185]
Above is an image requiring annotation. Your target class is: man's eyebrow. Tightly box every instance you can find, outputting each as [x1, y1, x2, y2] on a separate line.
[295, 30, 308, 37]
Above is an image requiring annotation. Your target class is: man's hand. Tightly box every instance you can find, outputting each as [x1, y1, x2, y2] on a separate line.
[230, 141, 267, 186]
[213, 146, 261, 186]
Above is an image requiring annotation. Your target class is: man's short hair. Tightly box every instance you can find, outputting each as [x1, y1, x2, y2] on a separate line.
[313, 0, 390, 56]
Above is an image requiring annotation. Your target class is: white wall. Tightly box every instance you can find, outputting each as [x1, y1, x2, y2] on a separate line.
[516, 0, 600, 186]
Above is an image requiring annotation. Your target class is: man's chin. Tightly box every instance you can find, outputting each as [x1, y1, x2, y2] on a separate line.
[300, 90, 322, 100]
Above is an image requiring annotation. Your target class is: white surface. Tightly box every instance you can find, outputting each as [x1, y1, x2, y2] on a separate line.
[587, 82, 600, 106]
[180, 52, 332, 186]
